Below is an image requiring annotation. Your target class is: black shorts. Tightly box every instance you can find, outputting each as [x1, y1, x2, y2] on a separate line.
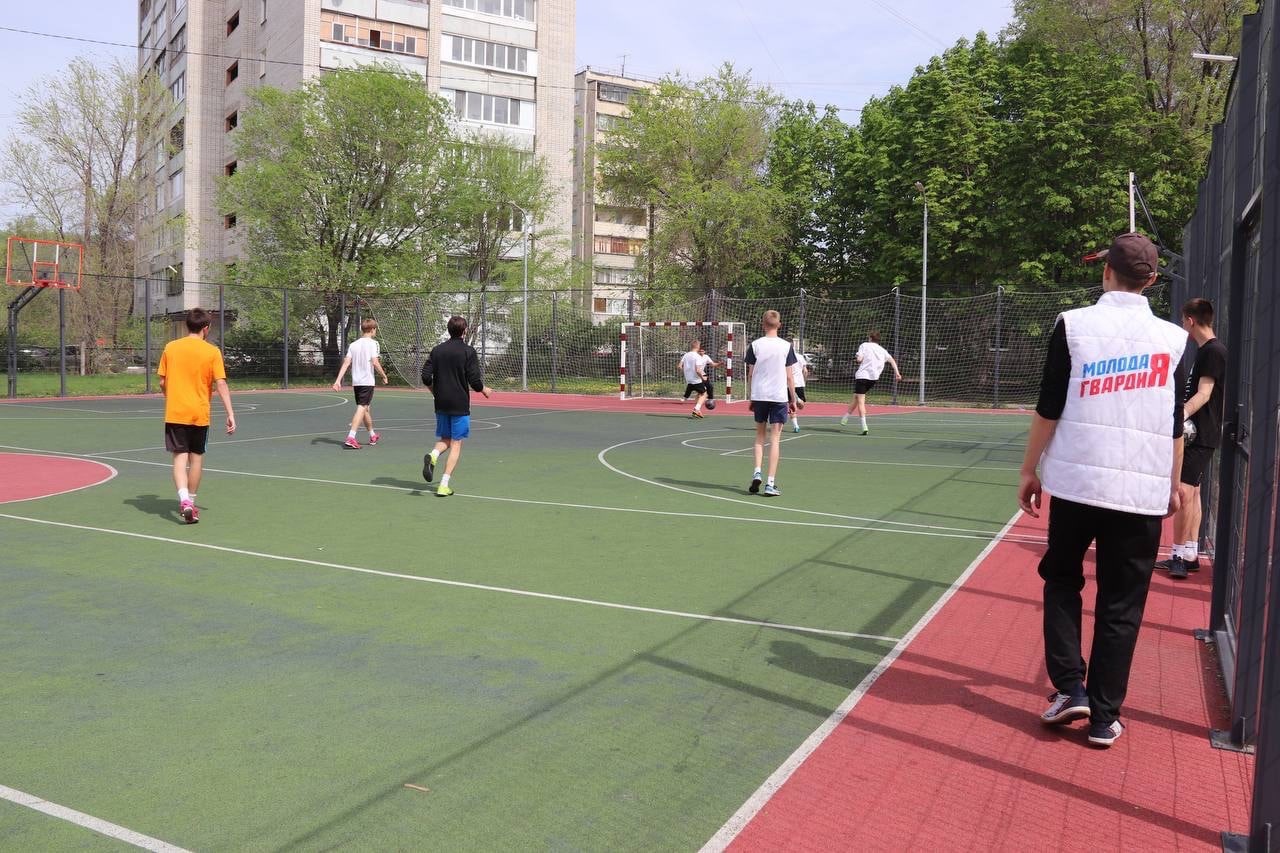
[684, 382, 710, 398]
[1181, 444, 1216, 487]
[165, 423, 209, 455]
[794, 387, 807, 402]
[353, 385, 375, 407]
[854, 378, 877, 395]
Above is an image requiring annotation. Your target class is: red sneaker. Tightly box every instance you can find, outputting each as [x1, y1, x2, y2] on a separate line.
[343, 436, 361, 449]
[368, 432, 380, 446]
[180, 500, 199, 524]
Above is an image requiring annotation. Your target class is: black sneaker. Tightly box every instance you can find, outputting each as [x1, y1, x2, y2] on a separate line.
[1087, 719, 1124, 747]
[1169, 556, 1190, 580]
[1154, 557, 1174, 571]
[749, 473, 762, 494]
[1041, 690, 1090, 725]
[422, 453, 435, 483]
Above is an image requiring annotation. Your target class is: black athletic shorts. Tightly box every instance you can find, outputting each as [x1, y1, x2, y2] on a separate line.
[854, 378, 877, 395]
[353, 385, 375, 407]
[794, 387, 807, 402]
[684, 382, 710, 398]
[1181, 444, 1216, 487]
[165, 423, 209, 455]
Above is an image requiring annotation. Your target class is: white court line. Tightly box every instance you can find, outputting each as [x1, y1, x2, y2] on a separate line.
[679, 434, 810, 457]
[0, 783, 190, 852]
[598, 431, 1020, 538]
[0, 455, 118, 504]
[0, 443, 1047, 544]
[0, 511, 901, 643]
[678, 438, 1020, 472]
[700, 509, 1026, 852]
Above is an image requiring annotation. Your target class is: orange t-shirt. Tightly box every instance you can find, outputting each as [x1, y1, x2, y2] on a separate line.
[158, 336, 227, 426]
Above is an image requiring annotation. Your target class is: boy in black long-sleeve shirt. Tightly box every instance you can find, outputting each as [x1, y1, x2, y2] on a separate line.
[420, 316, 492, 496]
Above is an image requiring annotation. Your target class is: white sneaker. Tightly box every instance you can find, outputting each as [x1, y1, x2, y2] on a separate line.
[840, 414, 849, 426]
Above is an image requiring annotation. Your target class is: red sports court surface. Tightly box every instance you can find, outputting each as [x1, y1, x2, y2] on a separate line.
[0, 452, 116, 504]
[724, 511, 1254, 851]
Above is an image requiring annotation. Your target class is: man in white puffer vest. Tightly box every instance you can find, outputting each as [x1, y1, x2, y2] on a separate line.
[1018, 232, 1187, 749]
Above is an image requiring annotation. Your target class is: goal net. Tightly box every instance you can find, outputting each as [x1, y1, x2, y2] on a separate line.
[620, 321, 747, 402]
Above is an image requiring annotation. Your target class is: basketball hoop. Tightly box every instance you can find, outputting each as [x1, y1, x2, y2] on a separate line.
[6, 236, 84, 291]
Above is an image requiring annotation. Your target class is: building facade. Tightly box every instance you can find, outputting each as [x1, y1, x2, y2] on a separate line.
[136, 0, 575, 330]
[571, 68, 652, 323]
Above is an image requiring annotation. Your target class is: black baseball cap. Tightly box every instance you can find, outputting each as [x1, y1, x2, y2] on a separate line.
[1084, 232, 1159, 279]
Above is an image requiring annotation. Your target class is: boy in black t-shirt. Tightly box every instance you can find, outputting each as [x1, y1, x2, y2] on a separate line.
[1158, 298, 1228, 579]
[420, 316, 492, 496]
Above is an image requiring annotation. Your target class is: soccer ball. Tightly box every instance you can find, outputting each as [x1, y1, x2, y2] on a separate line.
[1183, 418, 1197, 444]
[705, 400, 716, 410]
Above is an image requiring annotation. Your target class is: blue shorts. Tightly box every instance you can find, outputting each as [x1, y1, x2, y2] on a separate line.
[751, 401, 789, 425]
[435, 414, 471, 440]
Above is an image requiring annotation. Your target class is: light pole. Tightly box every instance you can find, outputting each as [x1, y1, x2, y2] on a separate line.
[513, 204, 534, 391]
[914, 181, 927, 406]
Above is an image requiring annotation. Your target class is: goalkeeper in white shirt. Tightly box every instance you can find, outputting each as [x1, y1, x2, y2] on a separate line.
[679, 339, 719, 418]
[842, 330, 901, 435]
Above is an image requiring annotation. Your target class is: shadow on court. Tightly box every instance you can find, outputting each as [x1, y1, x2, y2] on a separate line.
[654, 476, 755, 495]
[370, 476, 426, 495]
[123, 494, 179, 523]
[309, 437, 349, 448]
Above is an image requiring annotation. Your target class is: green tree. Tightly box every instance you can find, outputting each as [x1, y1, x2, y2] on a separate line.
[3, 57, 166, 367]
[220, 65, 457, 370]
[596, 64, 788, 300]
[1010, 0, 1255, 148]
[835, 33, 1199, 292]
[763, 102, 855, 295]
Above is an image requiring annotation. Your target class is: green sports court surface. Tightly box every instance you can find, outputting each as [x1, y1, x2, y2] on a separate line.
[0, 391, 1030, 850]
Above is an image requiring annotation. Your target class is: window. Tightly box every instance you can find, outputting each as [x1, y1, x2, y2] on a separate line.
[452, 90, 525, 127]
[225, 111, 238, 131]
[595, 268, 634, 285]
[169, 72, 185, 102]
[443, 0, 536, 22]
[168, 118, 185, 153]
[168, 26, 185, 68]
[226, 12, 239, 35]
[224, 213, 237, 229]
[595, 113, 629, 132]
[594, 235, 644, 255]
[225, 161, 237, 176]
[593, 297, 628, 315]
[226, 61, 239, 84]
[448, 36, 529, 73]
[167, 169, 184, 203]
[166, 262, 184, 296]
[598, 83, 636, 105]
[320, 13, 427, 56]
[595, 206, 645, 225]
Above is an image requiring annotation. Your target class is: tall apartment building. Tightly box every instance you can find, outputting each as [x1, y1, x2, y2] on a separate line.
[136, 0, 575, 330]
[572, 68, 652, 323]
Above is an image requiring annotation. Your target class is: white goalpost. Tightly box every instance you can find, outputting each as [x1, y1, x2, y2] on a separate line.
[619, 320, 747, 402]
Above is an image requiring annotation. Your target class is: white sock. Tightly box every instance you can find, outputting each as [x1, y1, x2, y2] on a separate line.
[430, 448, 440, 463]
[178, 488, 191, 504]
[441, 474, 451, 486]
[694, 403, 702, 412]
[1184, 541, 1198, 560]
[348, 430, 357, 439]
[860, 417, 868, 430]
[753, 468, 762, 478]
[1171, 544, 1187, 559]
[766, 477, 775, 487]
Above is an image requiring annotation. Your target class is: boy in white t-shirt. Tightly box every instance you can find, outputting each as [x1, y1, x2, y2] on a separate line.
[789, 340, 810, 433]
[745, 310, 802, 496]
[842, 330, 901, 435]
[332, 318, 389, 449]
[679, 339, 719, 418]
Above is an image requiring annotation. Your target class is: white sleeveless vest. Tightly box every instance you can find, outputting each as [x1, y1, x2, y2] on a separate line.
[1040, 290, 1188, 516]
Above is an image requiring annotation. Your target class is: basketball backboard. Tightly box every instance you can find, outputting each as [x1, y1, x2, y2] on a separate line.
[6, 236, 84, 290]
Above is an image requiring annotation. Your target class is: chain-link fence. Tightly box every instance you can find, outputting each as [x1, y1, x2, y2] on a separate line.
[1171, 2, 1277, 847]
[9, 277, 1174, 408]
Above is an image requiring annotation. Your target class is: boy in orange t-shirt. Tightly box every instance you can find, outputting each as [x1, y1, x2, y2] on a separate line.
[157, 308, 236, 523]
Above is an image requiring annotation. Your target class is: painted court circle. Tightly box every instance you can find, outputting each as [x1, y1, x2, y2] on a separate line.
[0, 453, 117, 504]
